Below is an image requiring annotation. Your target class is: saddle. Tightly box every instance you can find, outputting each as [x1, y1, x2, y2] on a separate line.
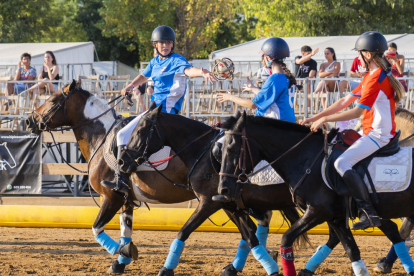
[325, 129, 400, 199]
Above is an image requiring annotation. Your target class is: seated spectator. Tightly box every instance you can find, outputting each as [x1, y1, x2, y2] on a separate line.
[314, 47, 341, 109]
[386, 42, 407, 91]
[4, 53, 37, 110]
[295, 45, 318, 80]
[21, 51, 60, 109]
[256, 55, 271, 88]
[338, 56, 366, 93]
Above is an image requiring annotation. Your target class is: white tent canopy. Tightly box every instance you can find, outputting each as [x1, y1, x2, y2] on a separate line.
[0, 42, 95, 80]
[209, 34, 413, 62]
[0, 42, 95, 65]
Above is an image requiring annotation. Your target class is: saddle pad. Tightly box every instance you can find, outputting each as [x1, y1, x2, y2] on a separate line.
[322, 146, 412, 193]
[103, 120, 170, 172]
[250, 160, 284, 186]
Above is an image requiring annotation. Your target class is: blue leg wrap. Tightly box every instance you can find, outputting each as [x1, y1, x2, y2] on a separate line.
[304, 244, 332, 272]
[251, 244, 279, 275]
[164, 239, 185, 270]
[386, 245, 398, 263]
[256, 225, 269, 249]
[232, 239, 251, 271]
[394, 241, 414, 273]
[95, 232, 120, 255]
[118, 237, 132, 265]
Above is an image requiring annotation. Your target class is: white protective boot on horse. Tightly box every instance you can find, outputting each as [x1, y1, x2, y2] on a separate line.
[343, 169, 381, 230]
[101, 146, 130, 195]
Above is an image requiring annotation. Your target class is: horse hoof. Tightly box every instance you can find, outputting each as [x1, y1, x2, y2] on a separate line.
[270, 250, 279, 262]
[119, 241, 138, 260]
[269, 273, 283, 276]
[297, 269, 314, 276]
[107, 260, 126, 274]
[221, 264, 239, 276]
[158, 266, 174, 276]
[373, 257, 393, 273]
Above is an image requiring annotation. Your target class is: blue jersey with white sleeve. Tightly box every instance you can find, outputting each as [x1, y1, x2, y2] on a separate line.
[252, 74, 296, 122]
[142, 53, 192, 114]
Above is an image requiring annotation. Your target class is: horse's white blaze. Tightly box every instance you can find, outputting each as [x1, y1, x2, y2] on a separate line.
[83, 96, 117, 134]
[92, 226, 104, 237]
[132, 183, 161, 204]
[119, 212, 133, 238]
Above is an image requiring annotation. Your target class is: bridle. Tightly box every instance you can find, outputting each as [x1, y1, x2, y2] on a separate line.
[219, 126, 320, 203]
[123, 114, 163, 166]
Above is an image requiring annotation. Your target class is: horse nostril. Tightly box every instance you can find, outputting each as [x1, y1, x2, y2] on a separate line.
[118, 159, 124, 166]
[219, 188, 229, 196]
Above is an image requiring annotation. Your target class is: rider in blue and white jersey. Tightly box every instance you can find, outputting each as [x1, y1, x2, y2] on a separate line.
[212, 37, 297, 203]
[102, 25, 216, 194]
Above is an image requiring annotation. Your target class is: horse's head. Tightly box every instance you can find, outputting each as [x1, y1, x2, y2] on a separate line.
[218, 111, 261, 199]
[26, 80, 84, 135]
[119, 102, 165, 173]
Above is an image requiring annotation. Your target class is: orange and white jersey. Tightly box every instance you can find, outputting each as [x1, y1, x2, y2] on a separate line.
[351, 68, 396, 140]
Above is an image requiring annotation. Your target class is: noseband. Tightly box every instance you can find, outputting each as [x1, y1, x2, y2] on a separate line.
[219, 128, 254, 183]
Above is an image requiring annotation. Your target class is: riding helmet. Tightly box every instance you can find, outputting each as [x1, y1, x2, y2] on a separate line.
[259, 37, 290, 60]
[352, 31, 388, 53]
[151, 25, 176, 42]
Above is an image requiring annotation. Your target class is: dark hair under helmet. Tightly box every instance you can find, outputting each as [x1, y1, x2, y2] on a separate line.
[259, 37, 290, 60]
[352, 31, 387, 53]
[151, 25, 176, 42]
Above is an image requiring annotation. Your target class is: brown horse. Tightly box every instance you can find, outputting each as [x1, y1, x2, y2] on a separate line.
[25, 80, 300, 275]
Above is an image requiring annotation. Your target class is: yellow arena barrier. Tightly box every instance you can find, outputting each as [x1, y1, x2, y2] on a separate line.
[0, 206, 402, 235]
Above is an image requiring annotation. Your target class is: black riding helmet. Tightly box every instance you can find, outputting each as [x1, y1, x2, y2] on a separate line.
[353, 31, 388, 70]
[353, 31, 387, 53]
[151, 25, 176, 58]
[259, 37, 290, 60]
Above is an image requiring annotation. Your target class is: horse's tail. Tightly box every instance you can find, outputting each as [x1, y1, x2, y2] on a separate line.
[280, 208, 312, 250]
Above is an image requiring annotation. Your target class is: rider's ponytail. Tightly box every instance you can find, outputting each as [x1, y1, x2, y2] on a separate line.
[276, 60, 297, 89]
[372, 54, 405, 104]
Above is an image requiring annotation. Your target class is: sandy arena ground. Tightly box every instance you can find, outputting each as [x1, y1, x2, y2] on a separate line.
[0, 227, 411, 275]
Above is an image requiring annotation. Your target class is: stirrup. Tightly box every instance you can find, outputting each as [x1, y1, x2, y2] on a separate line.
[101, 180, 129, 195]
[351, 210, 381, 230]
[212, 195, 231, 202]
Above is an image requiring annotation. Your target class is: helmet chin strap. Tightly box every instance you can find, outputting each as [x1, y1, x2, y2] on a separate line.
[154, 42, 175, 58]
[359, 51, 376, 71]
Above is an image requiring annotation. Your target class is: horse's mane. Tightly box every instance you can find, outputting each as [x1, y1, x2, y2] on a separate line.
[233, 115, 324, 135]
[395, 107, 414, 122]
[220, 116, 239, 130]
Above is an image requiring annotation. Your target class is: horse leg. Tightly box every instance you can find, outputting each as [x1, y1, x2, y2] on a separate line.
[92, 196, 138, 269]
[158, 199, 223, 276]
[378, 220, 414, 275]
[374, 218, 414, 274]
[328, 219, 369, 276]
[227, 208, 280, 276]
[280, 209, 326, 276]
[107, 203, 135, 274]
[298, 223, 340, 276]
[222, 209, 273, 276]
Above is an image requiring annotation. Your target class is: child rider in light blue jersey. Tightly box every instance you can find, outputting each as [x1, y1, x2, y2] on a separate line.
[101, 25, 216, 194]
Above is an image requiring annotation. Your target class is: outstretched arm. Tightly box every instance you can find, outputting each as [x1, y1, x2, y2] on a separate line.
[216, 92, 256, 109]
[184, 67, 217, 84]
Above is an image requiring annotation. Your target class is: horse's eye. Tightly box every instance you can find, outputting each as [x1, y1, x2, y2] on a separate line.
[228, 148, 236, 153]
[90, 102, 94, 106]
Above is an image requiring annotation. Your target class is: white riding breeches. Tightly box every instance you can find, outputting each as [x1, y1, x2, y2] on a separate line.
[334, 134, 390, 177]
[117, 111, 148, 147]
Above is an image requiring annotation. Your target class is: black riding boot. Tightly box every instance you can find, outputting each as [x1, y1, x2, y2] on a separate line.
[101, 146, 130, 195]
[343, 170, 381, 230]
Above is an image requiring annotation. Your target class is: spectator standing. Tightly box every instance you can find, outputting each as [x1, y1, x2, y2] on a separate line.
[386, 42, 407, 91]
[338, 56, 367, 93]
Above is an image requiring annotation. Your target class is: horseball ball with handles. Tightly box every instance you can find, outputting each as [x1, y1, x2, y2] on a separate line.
[212, 58, 235, 81]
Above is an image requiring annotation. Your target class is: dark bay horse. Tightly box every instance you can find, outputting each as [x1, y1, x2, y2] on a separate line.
[25, 80, 299, 276]
[219, 112, 414, 276]
[120, 104, 311, 276]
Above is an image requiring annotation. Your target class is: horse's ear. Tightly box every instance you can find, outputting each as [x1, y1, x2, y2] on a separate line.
[234, 111, 241, 120]
[149, 101, 157, 110]
[242, 110, 247, 122]
[156, 103, 163, 115]
[64, 80, 77, 95]
[76, 79, 82, 88]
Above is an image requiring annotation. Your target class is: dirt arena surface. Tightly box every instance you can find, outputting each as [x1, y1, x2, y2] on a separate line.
[0, 227, 410, 275]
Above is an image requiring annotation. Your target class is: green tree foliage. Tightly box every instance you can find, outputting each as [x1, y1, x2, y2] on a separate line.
[243, 0, 414, 38]
[99, 0, 238, 61]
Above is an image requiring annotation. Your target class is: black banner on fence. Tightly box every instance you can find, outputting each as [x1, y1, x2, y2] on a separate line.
[0, 131, 42, 194]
